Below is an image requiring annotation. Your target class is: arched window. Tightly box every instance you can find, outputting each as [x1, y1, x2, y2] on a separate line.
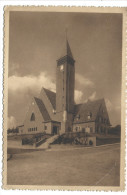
[30, 113, 35, 121]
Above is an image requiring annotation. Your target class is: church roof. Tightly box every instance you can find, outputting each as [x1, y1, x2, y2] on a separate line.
[34, 97, 51, 121]
[66, 40, 73, 58]
[73, 99, 105, 124]
[43, 88, 56, 109]
[59, 38, 73, 59]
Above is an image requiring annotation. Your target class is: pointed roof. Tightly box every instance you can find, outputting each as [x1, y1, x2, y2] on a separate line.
[34, 97, 51, 121]
[59, 38, 73, 59]
[43, 88, 56, 109]
[66, 40, 73, 58]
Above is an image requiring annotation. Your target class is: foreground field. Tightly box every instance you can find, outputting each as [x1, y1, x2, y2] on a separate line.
[7, 143, 120, 186]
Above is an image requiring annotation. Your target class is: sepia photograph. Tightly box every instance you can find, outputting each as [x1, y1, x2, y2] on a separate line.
[3, 6, 126, 190]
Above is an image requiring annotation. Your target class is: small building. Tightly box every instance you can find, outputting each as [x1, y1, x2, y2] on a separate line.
[73, 99, 111, 134]
[20, 38, 111, 135]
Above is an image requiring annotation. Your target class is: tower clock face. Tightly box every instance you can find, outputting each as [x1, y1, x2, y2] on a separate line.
[60, 64, 64, 72]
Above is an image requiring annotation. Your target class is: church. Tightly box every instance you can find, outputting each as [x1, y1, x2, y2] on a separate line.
[18, 39, 111, 135]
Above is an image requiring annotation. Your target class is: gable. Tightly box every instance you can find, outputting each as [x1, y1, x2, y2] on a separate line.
[24, 97, 51, 125]
[96, 99, 111, 125]
[73, 99, 108, 124]
[23, 97, 44, 125]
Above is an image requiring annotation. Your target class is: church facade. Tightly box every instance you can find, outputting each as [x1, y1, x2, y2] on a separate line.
[19, 40, 111, 135]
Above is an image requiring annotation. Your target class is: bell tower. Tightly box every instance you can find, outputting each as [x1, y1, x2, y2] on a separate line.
[56, 38, 75, 132]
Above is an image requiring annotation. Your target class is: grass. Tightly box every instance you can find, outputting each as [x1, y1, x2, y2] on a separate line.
[7, 143, 120, 186]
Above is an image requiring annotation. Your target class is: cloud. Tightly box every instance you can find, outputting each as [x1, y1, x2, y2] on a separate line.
[8, 72, 56, 93]
[88, 91, 96, 101]
[76, 73, 94, 87]
[74, 90, 83, 103]
[75, 90, 97, 104]
[8, 116, 17, 129]
[105, 98, 113, 112]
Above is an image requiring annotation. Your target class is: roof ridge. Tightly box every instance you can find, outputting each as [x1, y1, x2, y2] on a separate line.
[34, 97, 51, 121]
[42, 87, 56, 110]
[43, 87, 56, 94]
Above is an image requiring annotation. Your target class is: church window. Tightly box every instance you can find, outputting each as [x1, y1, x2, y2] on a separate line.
[44, 125, 47, 130]
[88, 112, 92, 119]
[75, 127, 78, 132]
[30, 113, 35, 121]
[78, 126, 80, 130]
[76, 115, 80, 121]
[36, 127, 37, 131]
[90, 127, 93, 133]
[82, 128, 85, 132]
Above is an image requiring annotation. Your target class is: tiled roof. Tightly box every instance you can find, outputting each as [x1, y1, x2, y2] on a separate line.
[73, 99, 104, 124]
[43, 88, 56, 109]
[34, 97, 51, 121]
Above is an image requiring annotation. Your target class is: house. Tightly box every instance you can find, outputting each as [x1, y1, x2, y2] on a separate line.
[18, 39, 111, 135]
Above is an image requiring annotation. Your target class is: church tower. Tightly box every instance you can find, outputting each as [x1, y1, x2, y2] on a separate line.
[56, 38, 75, 132]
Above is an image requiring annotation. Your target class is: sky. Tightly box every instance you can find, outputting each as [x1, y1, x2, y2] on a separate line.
[8, 11, 122, 128]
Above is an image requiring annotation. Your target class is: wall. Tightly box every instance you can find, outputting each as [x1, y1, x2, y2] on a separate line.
[73, 122, 95, 133]
[87, 136, 96, 146]
[95, 99, 111, 134]
[56, 59, 75, 119]
[43, 122, 52, 134]
[95, 123, 109, 134]
[18, 126, 24, 134]
[23, 97, 45, 134]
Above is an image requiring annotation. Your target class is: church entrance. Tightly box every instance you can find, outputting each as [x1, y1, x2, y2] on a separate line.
[52, 126, 58, 135]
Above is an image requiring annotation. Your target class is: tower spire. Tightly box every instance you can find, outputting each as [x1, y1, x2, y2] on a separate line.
[59, 29, 73, 59]
[65, 28, 68, 42]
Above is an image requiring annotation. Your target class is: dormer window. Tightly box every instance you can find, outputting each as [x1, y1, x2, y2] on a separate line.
[88, 112, 92, 119]
[76, 114, 80, 121]
[30, 113, 35, 121]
